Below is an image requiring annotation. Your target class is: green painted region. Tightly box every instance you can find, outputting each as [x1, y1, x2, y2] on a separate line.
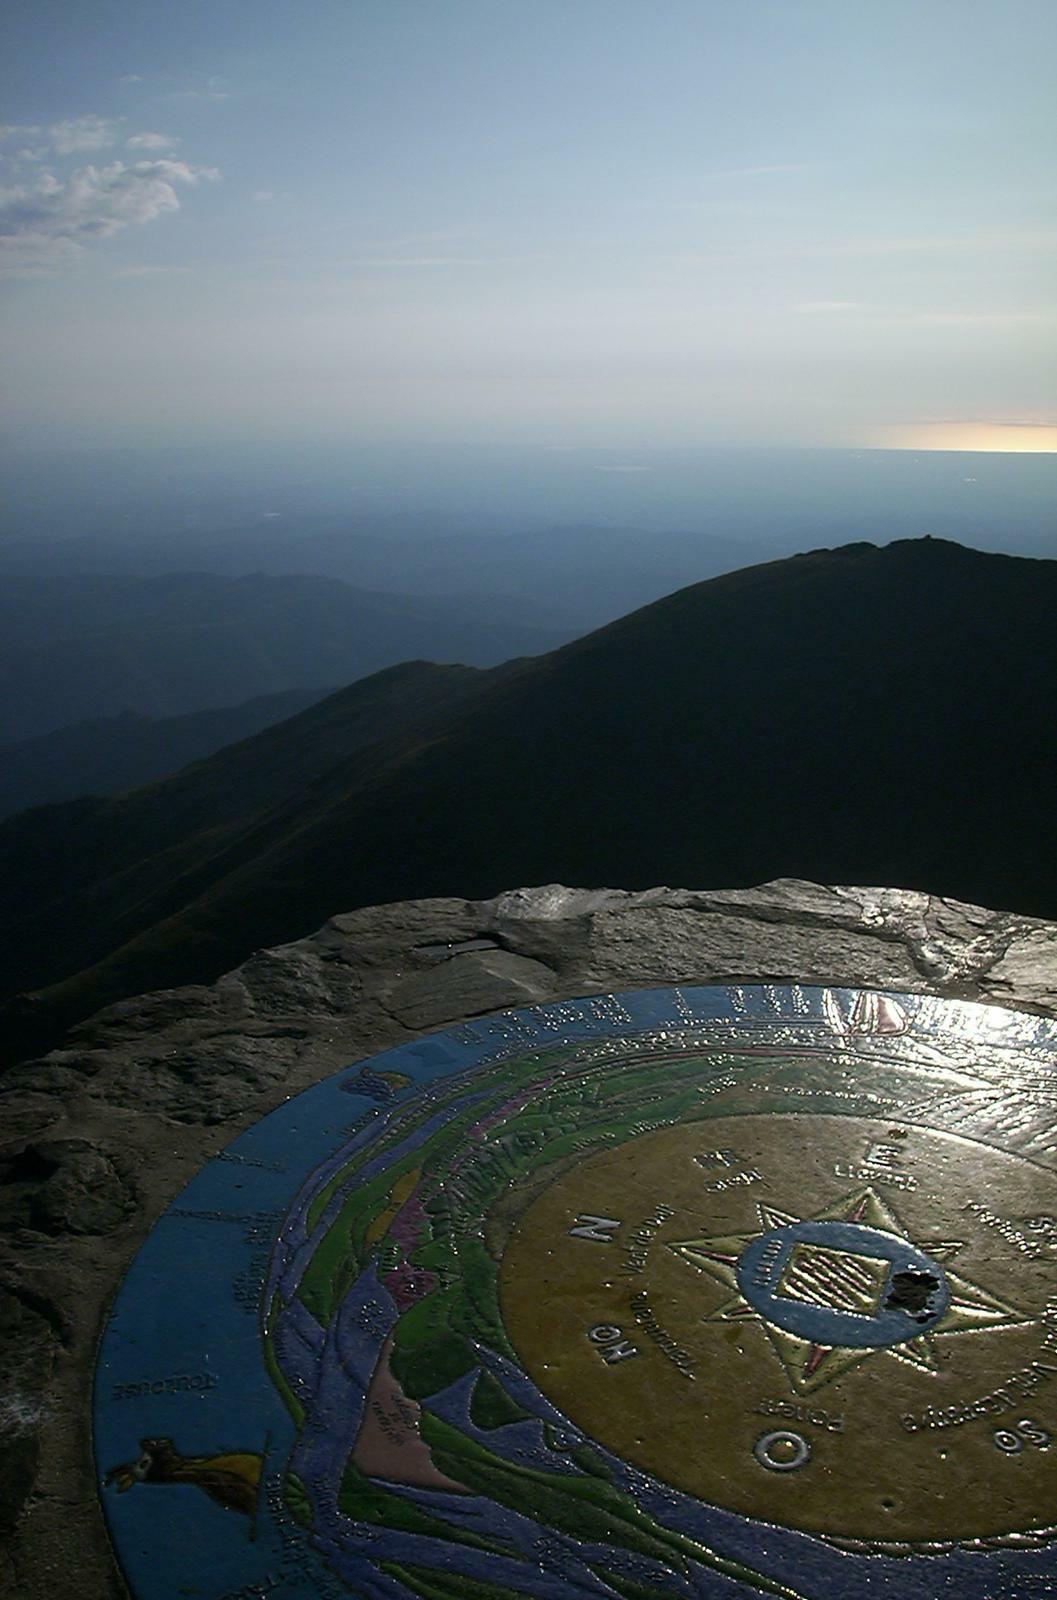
[420, 1413, 812, 1600]
[470, 1370, 532, 1431]
[389, 1283, 474, 1397]
[338, 1462, 511, 1559]
[543, 1429, 612, 1482]
[262, 1292, 306, 1428]
[380, 1562, 527, 1600]
[589, 1565, 702, 1600]
[297, 1064, 575, 1322]
[457, 1232, 517, 1358]
[421, 1412, 692, 1572]
[283, 1471, 312, 1528]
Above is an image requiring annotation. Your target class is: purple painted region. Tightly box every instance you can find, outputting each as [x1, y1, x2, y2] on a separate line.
[310, 1516, 626, 1600]
[287, 1265, 397, 1517]
[271, 1298, 325, 1400]
[425, 1370, 582, 1478]
[263, 1108, 386, 1305]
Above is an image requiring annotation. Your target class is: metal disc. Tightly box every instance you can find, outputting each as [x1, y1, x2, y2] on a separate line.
[95, 984, 1057, 1599]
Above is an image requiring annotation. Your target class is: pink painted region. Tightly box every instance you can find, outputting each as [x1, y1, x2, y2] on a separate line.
[447, 1077, 556, 1178]
[352, 1334, 466, 1491]
[388, 1187, 429, 1251]
[383, 1258, 439, 1312]
[473, 1077, 555, 1138]
[383, 1186, 438, 1311]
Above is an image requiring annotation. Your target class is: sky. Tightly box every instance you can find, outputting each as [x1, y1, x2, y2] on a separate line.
[1, 0, 1055, 457]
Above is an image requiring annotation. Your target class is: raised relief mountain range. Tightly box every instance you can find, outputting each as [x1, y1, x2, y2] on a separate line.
[1, 537, 1054, 1067]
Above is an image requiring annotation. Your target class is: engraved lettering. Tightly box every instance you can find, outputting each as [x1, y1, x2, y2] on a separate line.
[111, 1371, 219, 1401]
[588, 1325, 640, 1363]
[833, 1161, 918, 1192]
[902, 1364, 1057, 1431]
[963, 1201, 1049, 1259]
[569, 1214, 622, 1243]
[618, 1205, 675, 1276]
[695, 1149, 738, 1169]
[864, 1142, 904, 1170]
[752, 1236, 783, 1288]
[627, 1291, 696, 1379]
[756, 1398, 844, 1433]
[704, 1167, 766, 1193]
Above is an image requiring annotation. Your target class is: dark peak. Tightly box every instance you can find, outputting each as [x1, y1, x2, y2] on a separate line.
[795, 541, 878, 559]
[886, 535, 977, 556]
[796, 536, 976, 562]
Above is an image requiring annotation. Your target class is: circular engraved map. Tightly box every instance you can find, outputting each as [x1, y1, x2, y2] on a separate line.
[96, 985, 1057, 1600]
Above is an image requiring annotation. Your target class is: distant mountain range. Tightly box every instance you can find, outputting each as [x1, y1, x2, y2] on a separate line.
[2, 537, 1053, 1066]
[0, 517, 775, 634]
[0, 687, 333, 818]
[0, 570, 571, 743]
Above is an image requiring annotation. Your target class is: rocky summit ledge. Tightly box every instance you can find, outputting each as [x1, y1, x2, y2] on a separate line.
[2, 878, 1057, 1598]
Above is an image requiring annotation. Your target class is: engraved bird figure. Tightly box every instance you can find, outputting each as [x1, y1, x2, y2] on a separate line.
[105, 1436, 262, 1515]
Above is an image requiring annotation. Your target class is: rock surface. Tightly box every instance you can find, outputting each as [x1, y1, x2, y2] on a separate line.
[2, 877, 1056, 1598]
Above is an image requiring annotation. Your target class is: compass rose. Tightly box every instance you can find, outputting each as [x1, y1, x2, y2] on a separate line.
[669, 1187, 1032, 1394]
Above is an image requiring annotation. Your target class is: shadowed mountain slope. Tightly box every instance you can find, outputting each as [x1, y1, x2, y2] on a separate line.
[2, 538, 1053, 1063]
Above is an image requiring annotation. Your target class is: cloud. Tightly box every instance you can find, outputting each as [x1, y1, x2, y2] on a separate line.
[790, 300, 1049, 327]
[172, 76, 230, 102]
[112, 262, 192, 277]
[2, 116, 123, 156]
[793, 300, 862, 314]
[347, 255, 527, 268]
[48, 115, 120, 154]
[828, 229, 1057, 259]
[0, 157, 219, 269]
[120, 74, 144, 85]
[888, 310, 1051, 327]
[126, 131, 180, 152]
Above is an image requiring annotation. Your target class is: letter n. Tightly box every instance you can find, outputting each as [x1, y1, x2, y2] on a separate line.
[569, 1214, 622, 1243]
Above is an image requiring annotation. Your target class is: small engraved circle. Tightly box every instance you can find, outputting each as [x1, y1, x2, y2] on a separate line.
[754, 1430, 811, 1472]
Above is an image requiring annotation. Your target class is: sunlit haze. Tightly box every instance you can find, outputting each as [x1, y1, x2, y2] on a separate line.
[868, 423, 1057, 454]
[1, 0, 1055, 461]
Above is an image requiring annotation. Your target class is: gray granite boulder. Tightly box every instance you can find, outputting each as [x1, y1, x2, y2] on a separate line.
[2, 878, 1056, 1598]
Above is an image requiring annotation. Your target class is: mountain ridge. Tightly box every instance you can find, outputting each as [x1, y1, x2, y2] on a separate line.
[2, 537, 1053, 1065]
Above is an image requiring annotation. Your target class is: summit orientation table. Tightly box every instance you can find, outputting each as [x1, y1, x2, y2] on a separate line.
[96, 984, 1057, 1600]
